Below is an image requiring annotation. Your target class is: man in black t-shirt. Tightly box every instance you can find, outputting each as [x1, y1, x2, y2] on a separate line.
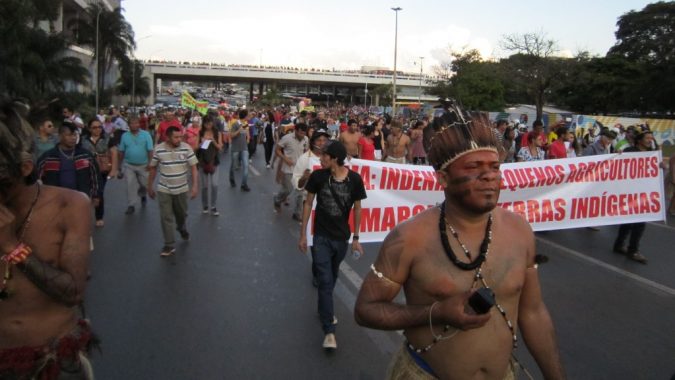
[298, 141, 367, 350]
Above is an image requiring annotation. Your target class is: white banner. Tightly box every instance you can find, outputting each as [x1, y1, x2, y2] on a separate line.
[307, 151, 666, 244]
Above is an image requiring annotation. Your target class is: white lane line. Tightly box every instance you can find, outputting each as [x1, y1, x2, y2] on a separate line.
[249, 165, 261, 177]
[537, 237, 675, 297]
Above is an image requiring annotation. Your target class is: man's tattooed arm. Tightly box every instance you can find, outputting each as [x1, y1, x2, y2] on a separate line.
[17, 249, 81, 306]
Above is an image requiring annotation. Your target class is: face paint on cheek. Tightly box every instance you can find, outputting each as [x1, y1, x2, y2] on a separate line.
[448, 176, 473, 186]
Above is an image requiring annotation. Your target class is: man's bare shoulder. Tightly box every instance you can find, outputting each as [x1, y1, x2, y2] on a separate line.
[386, 206, 438, 248]
[494, 207, 531, 233]
[41, 185, 90, 213]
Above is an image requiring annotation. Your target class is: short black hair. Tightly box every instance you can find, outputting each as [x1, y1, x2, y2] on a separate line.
[59, 120, 77, 134]
[238, 109, 248, 119]
[166, 126, 181, 136]
[533, 120, 544, 128]
[496, 119, 508, 127]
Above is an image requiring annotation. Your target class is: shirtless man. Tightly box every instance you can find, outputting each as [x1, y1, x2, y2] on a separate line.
[384, 121, 411, 164]
[339, 119, 361, 158]
[0, 100, 94, 379]
[355, 114, 564, 380]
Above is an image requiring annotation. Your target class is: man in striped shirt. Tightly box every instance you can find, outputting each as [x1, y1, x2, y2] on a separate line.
[148, 126, 199, 257]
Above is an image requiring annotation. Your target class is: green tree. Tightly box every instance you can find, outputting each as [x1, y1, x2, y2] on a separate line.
[428, 50, 505, 111]
[500, 31, 561, 120]
[0, 0, 88, 100]
[369, 83, 399, 108]
[258, 87, 284, 107]
[608, 1, 675, 113]
[550, 53, 642, 115]
[70, 2, 136, 104]
[116, 59, 150, 106]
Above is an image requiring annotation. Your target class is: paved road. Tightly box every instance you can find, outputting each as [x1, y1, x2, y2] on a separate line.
[86, 151, 675, 379]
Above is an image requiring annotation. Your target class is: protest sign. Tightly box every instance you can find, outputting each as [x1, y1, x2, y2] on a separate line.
[306, 151, 666, 244]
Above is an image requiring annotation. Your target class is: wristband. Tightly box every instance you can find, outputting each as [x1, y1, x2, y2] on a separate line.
[352, 235, 359, 241]
[2, 243, 32, 264]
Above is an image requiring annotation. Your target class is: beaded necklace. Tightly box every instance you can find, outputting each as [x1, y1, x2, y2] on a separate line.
[0, 183, 41, 300]
[405, 203, 517, 354]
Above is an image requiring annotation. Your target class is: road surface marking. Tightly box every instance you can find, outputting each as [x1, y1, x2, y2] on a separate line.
[537, 237, 675, 297]
[249, 165, 261, 176]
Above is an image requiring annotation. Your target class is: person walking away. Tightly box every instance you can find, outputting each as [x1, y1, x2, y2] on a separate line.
[198, 116, 223, 216]
[147, 126, 199, 257]
[81, 119, 114, 227]
[117, 116, 154, 215]
[298, 141, 367, 350]
[229, 109, 251, 192]
[274, 123, 309, 220]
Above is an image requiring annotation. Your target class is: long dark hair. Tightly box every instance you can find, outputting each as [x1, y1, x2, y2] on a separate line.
[199, 116, 219, 142]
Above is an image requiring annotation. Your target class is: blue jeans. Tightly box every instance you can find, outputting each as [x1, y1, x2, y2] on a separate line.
[311, 234, 348, 334]
[229, 150, 249, 186]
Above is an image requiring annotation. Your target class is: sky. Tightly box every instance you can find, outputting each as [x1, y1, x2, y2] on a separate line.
[122, 0, 653, 74]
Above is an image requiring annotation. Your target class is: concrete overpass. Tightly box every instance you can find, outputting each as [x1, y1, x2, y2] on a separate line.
[142, 62, 437, 105]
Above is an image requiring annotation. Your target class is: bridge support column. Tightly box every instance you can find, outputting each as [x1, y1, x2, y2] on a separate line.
[249, 82, 254, 102]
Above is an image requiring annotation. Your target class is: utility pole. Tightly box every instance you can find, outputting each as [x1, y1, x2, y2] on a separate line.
[391, 7, 402, 118]
[418, 56, 424, 105]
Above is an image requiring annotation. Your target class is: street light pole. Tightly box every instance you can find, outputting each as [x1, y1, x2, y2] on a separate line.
[95, 7, 101, 113]
[364, 81, 368, 110]
[391, 7, 402, 118]
[132, 35, 152, 112]
[418, 56, 424, 105]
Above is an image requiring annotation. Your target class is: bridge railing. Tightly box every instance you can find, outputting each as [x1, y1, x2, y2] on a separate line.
[143, 61, 438, 82]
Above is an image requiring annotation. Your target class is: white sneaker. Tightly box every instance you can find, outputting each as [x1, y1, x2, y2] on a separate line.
[266, 164, 271, 169]
[322, 333, 337, 349]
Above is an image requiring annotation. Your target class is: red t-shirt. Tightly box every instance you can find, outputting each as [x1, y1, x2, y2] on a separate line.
[157, 119, 183, 142]
[358, 136, 375, 160]
[547, 140, 567, 159]
[139, 115, 149, 130]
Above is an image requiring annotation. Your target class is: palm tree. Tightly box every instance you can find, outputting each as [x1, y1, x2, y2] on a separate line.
[70, 2, 135, 102]
[116, 59, 150, 106]
[0, 0, 88, 100]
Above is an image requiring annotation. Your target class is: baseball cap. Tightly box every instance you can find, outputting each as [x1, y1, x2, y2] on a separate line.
[322, 141, 347, 161]
[311, 128, 330, 142]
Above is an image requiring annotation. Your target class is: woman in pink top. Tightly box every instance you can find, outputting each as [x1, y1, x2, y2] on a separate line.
[357, 125, 376, 160]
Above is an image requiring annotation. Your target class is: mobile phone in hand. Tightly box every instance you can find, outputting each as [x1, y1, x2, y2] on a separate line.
[468, 288, 495, 314]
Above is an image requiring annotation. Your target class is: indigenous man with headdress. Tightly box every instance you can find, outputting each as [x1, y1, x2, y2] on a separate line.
[0, 99, 96, 379]
[354, 107, 565, 380]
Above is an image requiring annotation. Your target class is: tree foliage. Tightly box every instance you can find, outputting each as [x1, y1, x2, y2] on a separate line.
[69, 2, 136, 100]
[116, 59, 150, 106]
[609, 1, 675, 65]
[0, 0, 88, 101]
[369, 83, 399, 107]
[500, 31, 560, 120]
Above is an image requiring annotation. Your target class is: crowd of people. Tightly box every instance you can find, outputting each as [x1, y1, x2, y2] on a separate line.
[1, 94, 675, 379]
